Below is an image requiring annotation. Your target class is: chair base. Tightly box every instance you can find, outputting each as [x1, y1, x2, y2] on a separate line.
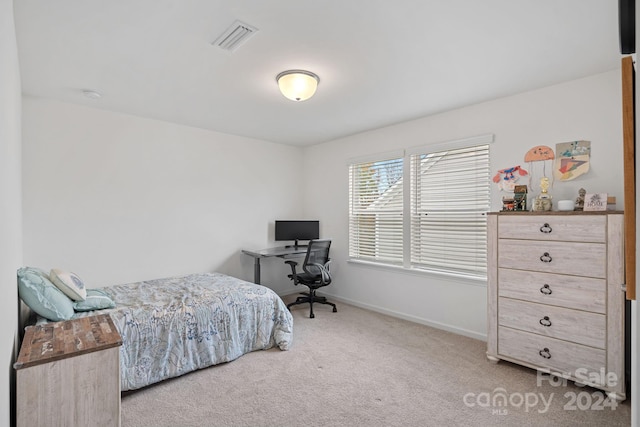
[287, 290, 337, 318]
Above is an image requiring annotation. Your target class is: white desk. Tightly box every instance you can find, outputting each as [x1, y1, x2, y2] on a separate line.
[242, 246, 308, 284]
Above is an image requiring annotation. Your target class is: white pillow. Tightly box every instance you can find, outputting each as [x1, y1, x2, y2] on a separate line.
[49, 269, 87, 301]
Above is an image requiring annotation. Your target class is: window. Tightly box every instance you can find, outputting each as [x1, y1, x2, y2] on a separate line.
[348, 154, 404, 264]
[348, 135, 492, 279]
[409, 142, 490, 277]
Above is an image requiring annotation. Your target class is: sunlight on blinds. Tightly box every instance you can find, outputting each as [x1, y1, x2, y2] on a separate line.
[349, 157, 404, 264]
[409, 144, 490, 277]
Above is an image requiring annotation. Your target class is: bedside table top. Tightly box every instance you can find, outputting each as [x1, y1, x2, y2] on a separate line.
[14, 313, 122, 370]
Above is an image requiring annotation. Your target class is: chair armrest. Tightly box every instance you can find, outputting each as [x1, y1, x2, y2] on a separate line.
[284, 260, 299, 284]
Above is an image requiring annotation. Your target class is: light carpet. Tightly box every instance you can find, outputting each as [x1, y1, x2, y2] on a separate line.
[121, 298, 630, 427]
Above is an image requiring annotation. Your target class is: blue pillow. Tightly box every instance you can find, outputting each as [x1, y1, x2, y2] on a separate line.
[73, 289, 116, 312]
[17, 267, 74, 321]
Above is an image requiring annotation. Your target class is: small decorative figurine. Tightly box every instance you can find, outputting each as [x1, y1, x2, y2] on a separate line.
[501, 196, 515, 211]
[533, 177, 552, 211]
[575, 188, 586, 211]
[513, 185, 528, 211]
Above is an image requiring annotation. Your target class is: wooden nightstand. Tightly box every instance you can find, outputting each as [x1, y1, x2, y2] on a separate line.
[14, 314, 122, 427]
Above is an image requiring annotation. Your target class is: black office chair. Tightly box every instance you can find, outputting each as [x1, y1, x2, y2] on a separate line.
[285, 239, 337, 318]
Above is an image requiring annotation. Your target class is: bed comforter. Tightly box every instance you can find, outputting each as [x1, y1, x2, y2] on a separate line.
[67, 272, 293, 391]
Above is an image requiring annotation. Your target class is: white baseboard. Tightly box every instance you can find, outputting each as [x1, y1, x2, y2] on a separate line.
[309, 292, 487, 342]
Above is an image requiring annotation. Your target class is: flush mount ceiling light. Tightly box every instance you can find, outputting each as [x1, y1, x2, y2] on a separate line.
[276, 70, 319, 102]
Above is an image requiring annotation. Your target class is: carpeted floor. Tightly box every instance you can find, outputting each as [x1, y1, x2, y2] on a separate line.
[121, 297, 630, 426]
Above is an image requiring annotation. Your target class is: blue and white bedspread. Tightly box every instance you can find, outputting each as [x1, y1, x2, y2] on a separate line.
[69, 272, 293, 391]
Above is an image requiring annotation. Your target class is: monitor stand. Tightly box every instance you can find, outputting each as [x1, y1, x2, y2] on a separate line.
[285, 239, 307, 249]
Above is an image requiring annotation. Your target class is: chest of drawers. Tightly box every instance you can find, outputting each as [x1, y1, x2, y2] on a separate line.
[486, 212, 625, 400]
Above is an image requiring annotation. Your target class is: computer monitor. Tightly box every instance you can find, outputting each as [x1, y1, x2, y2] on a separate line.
[275, 220, 319, 247]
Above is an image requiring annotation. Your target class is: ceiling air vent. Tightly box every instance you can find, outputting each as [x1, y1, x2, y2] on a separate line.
[212, 20, 258, 52]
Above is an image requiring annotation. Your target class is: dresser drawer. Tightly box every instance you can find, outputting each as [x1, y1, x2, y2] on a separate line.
[498, 327, 606, 384]
[498, 215, 606, 243]
[498, 269, 606, 313]
[498, 239, 606, 278]
[498, 297, 606, 348]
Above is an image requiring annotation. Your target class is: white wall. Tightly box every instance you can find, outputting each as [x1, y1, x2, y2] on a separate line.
[0, 0, 22, 424]
[22, 98, 304, 294]
[304, 70, 623, 339]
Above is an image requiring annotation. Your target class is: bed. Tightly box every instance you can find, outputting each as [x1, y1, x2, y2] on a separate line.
[23, 271, 294, 391]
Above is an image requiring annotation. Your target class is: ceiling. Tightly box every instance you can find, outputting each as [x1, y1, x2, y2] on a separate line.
[14, 0, 622, 146]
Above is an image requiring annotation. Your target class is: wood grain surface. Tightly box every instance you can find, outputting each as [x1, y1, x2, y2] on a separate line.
[14, 313, 122, 370]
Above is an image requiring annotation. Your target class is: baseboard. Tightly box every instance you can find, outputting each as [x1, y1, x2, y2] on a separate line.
[278, 289, 302, 297]
[315, 292, 488, 342]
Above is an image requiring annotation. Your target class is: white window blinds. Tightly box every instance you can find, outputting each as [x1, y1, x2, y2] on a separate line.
[409, 143, 490, 277]
[348, 156, 404, 264]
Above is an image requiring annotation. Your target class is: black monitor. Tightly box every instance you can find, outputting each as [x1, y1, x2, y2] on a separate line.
[275, 220, 319, 247]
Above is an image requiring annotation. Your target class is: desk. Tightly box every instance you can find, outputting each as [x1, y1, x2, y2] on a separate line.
[242, 246, 308, 284]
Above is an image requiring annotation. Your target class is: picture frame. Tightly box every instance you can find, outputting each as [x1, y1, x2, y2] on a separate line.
[583, 193, 608, 211]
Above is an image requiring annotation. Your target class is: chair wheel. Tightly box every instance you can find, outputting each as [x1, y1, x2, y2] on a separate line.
[333, 307, 337, 312]
[310, 313, 315, 318]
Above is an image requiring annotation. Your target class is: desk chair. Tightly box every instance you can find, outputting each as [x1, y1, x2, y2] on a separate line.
[285, 239, 337, 318]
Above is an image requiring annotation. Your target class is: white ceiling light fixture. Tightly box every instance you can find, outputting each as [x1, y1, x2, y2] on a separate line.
[276, 70, 320, 102]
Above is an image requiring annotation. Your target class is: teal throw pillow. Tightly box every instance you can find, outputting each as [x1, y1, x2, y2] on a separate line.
[17, 267, 75, 321]
[73, 289, 116, 312]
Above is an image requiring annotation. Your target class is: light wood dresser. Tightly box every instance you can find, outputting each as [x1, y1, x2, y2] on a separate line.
[487, 211, 626, 400]
[15, 314, 122, 427]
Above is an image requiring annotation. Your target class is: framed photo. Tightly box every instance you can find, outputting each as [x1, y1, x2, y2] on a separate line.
[584, 193, 608, 211]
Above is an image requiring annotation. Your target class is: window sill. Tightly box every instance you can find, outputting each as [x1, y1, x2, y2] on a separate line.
[347, 259, 487, 287]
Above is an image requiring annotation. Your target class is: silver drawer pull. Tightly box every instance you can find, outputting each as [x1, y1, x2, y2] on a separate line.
[539, 348, 552, 359]
[539, 316, 552, 327]
[539, 223, 552, 233]
[539, 252, 552, 263]
[540, 284, 552, 295]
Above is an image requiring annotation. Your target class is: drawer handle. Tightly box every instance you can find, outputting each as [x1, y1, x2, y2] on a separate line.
[539, 223, 552, 233]
[540, 284, 552, 295]
[539, 316, 552, 327]
[539, 252, 552, 263]
[539, 348, 552, 359]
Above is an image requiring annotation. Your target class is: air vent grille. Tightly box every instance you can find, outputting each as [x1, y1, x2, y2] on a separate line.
[213, 20, 258, 52]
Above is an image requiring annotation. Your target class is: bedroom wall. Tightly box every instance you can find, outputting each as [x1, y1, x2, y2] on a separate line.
[0, 0, 22, 424]
[22, 97, 304, 294]
[303, 70, 623, 340]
